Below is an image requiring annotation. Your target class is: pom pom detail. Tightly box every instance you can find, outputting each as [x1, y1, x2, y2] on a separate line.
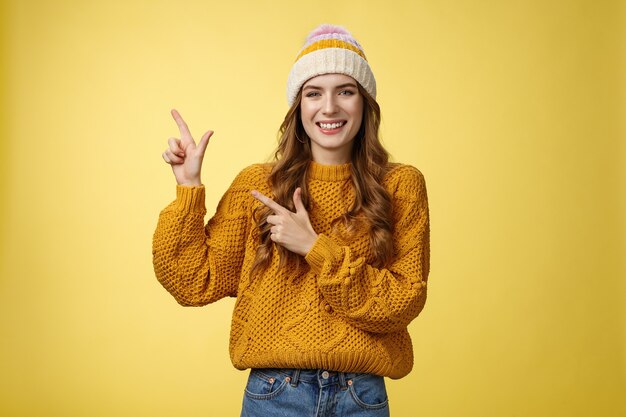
[306, 24, 351, 40]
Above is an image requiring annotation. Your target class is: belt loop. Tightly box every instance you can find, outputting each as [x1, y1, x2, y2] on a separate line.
[339, 372, 348, 390]
[290, 369, 301, 387]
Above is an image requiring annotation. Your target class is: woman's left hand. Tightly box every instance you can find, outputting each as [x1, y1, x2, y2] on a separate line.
[251, 187, 318, 256]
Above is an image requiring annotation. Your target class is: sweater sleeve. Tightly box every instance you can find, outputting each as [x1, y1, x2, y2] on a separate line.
[152, 167, 255, 306]
[304, 166, 430, 334]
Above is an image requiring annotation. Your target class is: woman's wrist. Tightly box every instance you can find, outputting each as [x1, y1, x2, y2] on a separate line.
[178, 178, 202, 187]
[300, 233, 318, 256]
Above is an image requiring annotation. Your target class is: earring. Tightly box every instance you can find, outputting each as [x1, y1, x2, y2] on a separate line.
[295, 131, 307, 144]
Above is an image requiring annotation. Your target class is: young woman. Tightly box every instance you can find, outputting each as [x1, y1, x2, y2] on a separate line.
[153, 24, 430, 417]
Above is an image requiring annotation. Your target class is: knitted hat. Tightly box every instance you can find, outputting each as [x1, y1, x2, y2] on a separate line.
[286, 24, 376, 106]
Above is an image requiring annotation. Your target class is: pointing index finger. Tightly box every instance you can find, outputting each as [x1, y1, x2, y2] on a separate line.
[251, 190, 286, 214]
[170, 108, 193, 141]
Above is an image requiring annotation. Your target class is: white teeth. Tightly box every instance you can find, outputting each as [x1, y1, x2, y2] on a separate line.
[319, 122, 345, 129]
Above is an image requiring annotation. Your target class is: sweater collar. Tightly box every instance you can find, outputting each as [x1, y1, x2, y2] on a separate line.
[308, 160, 352, 181]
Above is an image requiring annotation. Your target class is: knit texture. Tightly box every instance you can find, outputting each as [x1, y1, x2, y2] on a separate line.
[152, 161, 430, 379]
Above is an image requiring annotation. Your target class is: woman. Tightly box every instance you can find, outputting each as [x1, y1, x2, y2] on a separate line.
[153, 24, 430, 417]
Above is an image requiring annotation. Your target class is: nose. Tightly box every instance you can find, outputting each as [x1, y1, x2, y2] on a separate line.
[322, 95, 338, 115]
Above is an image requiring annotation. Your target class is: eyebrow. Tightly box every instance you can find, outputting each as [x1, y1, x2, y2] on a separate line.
[303, 83, 358, 90]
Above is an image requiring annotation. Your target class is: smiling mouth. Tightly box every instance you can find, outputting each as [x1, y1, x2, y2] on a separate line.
[316, 121, 346, 130]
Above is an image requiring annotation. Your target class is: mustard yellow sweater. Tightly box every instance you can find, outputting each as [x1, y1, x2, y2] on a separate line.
[152, 161, 430, 379]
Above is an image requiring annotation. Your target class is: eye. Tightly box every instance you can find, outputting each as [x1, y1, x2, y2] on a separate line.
[305, 91, 321, 97]
[339, 90, 355, 96]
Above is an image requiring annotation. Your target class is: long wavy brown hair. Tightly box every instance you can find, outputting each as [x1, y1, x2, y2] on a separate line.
[250, 82, 394, 276]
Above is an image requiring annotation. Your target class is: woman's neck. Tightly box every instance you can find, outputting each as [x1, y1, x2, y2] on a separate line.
[310, 148, 351, 165]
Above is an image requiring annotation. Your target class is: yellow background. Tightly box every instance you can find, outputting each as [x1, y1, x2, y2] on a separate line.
[1, 0, 624, 416]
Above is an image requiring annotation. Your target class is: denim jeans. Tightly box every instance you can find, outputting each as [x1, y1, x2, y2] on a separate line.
[240, 368, 390, 417]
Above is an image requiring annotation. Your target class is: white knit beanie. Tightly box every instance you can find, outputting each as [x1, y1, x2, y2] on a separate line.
[286, 24, 376, 107]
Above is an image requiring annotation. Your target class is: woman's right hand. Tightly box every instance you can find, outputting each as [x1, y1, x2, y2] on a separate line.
[162, 109, 214, 186]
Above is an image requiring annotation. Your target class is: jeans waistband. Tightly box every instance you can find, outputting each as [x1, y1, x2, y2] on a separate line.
[254, 368, 370, 390]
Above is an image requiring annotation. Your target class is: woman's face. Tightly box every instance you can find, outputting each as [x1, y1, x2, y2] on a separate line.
[300, 73, 364, 165]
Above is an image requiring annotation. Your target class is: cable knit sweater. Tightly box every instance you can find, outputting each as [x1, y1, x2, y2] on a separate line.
[152, 160, 430, 379]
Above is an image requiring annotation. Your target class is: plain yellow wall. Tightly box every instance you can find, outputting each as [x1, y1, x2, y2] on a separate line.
[1, 0, 624, 416]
